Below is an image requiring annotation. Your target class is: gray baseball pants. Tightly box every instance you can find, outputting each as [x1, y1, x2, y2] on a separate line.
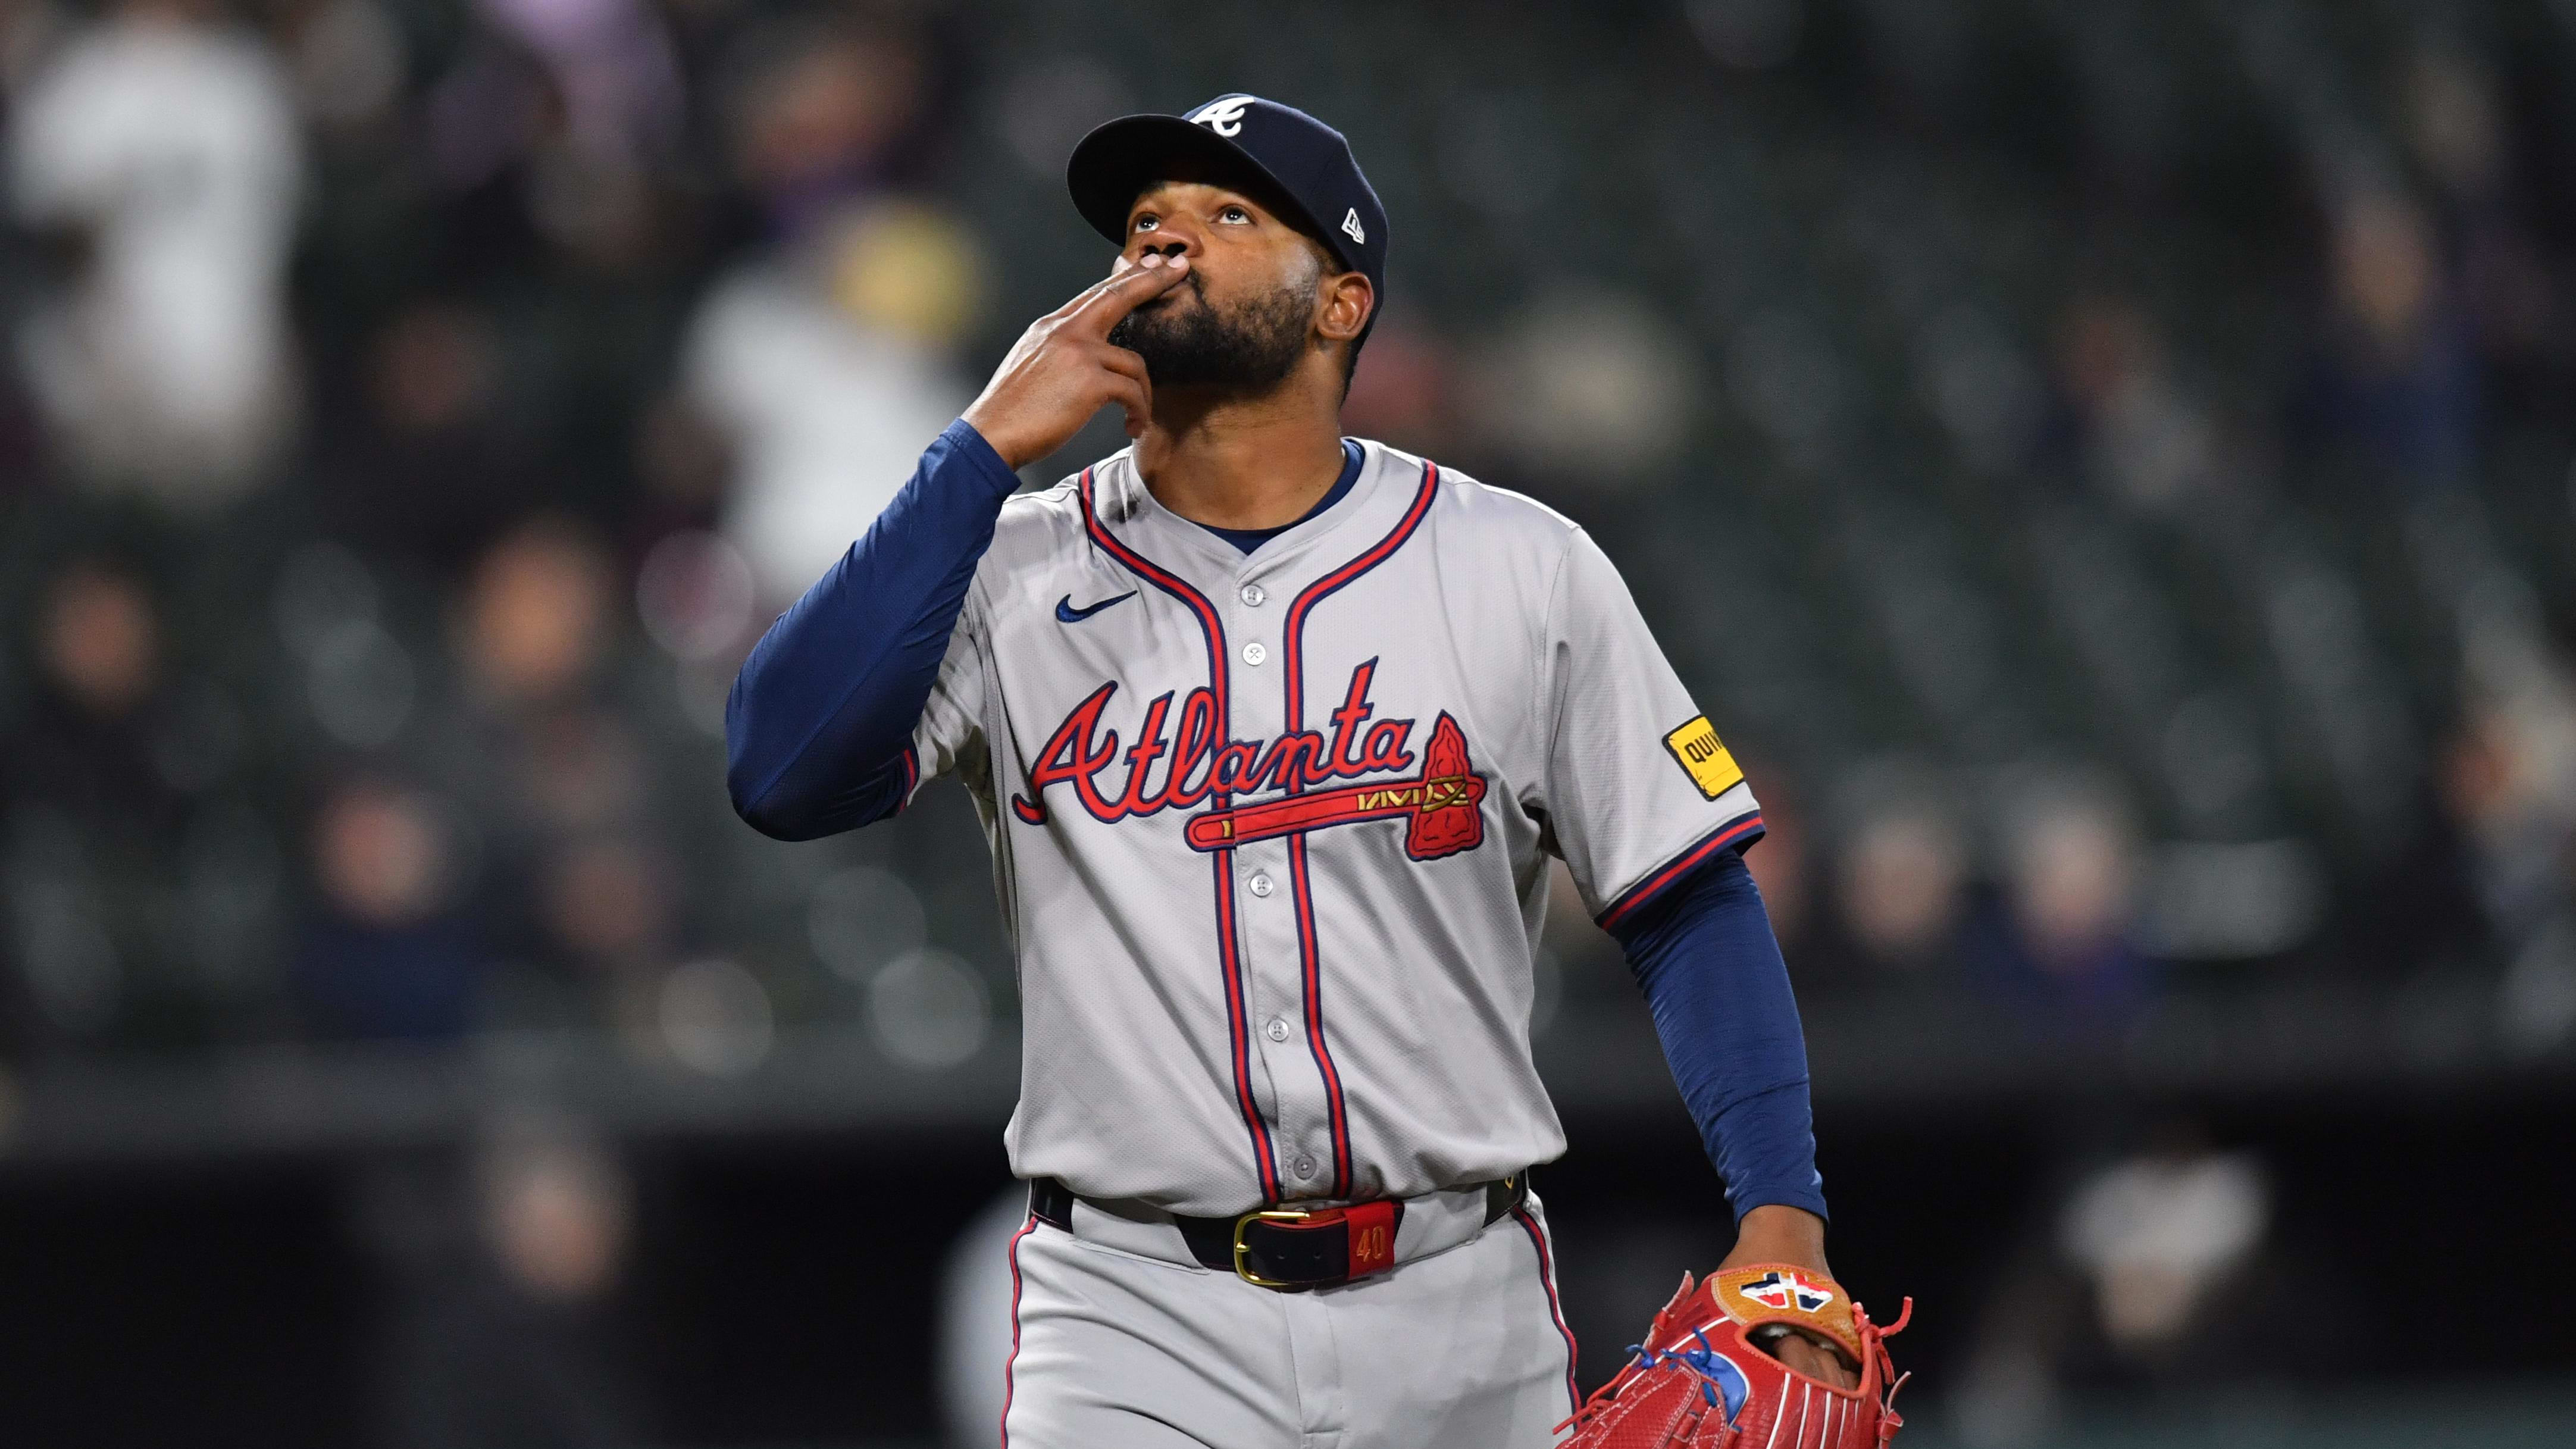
[1000, 1187, 1580, 1448]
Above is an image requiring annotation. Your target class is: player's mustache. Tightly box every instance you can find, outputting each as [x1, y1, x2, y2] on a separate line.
[1137, 268, 1206, 306]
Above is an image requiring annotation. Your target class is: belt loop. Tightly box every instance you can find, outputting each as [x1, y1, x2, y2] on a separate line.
[1484, 1168, 1529, 1226]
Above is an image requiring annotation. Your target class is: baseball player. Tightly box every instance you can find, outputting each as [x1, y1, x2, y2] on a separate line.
[728, 95, 1858, 1447]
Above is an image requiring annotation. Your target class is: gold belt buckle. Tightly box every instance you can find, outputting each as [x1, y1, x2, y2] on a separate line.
[1232, 1208, 1315, 1289]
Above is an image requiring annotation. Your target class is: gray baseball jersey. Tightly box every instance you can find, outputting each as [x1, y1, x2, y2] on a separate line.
[908, 438, 1763, 1215]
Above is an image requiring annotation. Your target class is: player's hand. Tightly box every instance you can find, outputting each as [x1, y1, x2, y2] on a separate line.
[961, 253, 1191, 471]
[1717, 1205, 1861, 1391]
[1758, 1325, 1860, 1391]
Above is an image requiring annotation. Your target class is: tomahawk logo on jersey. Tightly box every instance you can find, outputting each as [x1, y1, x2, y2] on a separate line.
[1007, 658, 1489, 862]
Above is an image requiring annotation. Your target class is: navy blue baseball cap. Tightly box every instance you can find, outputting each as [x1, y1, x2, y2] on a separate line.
[1068, 93, 1388, 345]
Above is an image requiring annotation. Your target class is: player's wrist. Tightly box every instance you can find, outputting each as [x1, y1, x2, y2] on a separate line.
[1719, 1203, 1831, 1278]
[959, 403, 1038, 472]
[941, 416, 1026, 494]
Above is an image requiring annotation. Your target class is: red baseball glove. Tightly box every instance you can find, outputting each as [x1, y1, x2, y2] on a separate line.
[1557, 1265, 1911, 1448]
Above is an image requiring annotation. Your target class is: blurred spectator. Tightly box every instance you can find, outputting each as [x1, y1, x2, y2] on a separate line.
[2058, 1134, 2270, 1362]
[475, 0, 680, 168]
[2296, 187, 2478, 487]
[1464, 286, 1697, 490]
[2401, 39, 2505, 208]
[684, 14, 977, 601]
[687, 200, 981, 602]
[1954, 1126, 2299, 1448]
[2397, 39, 2562, 405]
[521, 706, 653, 841]
[1821, 788, 1968, 977]
[295, 778, 482, 1040]
[422, 0, 681, 283]
[1966, 779, 2152, 1036]
[716, 10, 926, 237]
[7, 0, 300, 500]
[537, 833, 674, 1044]
[421, 514, 716, 1035]
[2048, 293, 2217, 511]
[477, 1116, 633, 1304]
[3, 558, 181, 1041]
[625, 393, 734, 554]
[456, 515, 618, 713]
[449, 519, 630, 759]
[2439, 678, 2576, 947]
[17, 557, 168, 805]
[316, 301, 537, 575]
[356, 1118, 643, 1448]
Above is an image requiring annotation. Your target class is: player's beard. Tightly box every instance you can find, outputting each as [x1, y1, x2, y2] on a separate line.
[1109, 268, 1317, 394]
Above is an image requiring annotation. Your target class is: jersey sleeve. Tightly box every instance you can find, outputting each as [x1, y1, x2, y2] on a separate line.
[724, 420, 1020, 840]
[1536, 530, 1765, 930]
[908, 589, 991, 805]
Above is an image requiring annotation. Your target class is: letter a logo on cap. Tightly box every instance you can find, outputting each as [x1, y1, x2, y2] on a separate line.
[1341, 208, 1367, 245]
[1191, 98, 1251, 136]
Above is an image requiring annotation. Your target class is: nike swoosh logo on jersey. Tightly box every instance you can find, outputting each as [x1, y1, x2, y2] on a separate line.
[1055, 591, 1137, 623]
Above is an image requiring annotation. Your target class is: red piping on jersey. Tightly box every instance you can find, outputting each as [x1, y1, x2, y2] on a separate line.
[1000, 1213, 1035, 1445]
[1280, 459, 1440, 1198]
[1514, 1204, 1581, 1414]
[1593, 809, 1767, 931]
[1078, 467, 1283, 1204]
[896, 744, 919, 813]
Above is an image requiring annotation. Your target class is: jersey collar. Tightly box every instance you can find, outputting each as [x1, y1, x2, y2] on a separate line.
[1090, 437, 1398, 585]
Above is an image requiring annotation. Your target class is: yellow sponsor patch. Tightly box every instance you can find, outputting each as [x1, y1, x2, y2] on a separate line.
[1662, 716, 1744, 800]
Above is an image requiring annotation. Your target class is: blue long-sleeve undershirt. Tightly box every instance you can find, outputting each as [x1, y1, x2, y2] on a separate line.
[727, 418, 1021, 840]
[1604, 846, 1829, 1223]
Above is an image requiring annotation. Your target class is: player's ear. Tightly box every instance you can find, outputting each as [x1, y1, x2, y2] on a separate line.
[1316, 268, 1373, 346]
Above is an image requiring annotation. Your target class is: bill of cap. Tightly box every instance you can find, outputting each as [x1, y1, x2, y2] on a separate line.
[1066, 114, 1358, 274]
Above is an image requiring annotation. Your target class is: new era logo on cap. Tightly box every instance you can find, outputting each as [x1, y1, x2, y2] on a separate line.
[1341, 208, 1366, 244]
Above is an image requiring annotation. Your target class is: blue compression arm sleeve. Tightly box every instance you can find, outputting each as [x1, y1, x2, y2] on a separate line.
[1604, 847, 1829, 1222]
[726, 420, 1020, 840]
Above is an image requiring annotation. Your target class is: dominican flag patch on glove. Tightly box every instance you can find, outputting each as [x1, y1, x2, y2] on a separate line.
[1734, 1269, 1834, 1313]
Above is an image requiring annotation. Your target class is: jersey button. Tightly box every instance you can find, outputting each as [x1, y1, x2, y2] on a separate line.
[1248, 872, 1274, 897]
[1292, 1156, 1319, 1179]
[1241, 641, 1267, 666]
[1239, 583, 1266, 607]
[1265, 1017, 1290, 1043]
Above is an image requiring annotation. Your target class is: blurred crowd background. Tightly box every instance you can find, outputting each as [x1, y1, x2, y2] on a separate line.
[1, 0, 2572, 1445]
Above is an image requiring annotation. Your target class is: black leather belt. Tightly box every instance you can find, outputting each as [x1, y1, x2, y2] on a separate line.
[1029, 1171, 1530, 1292]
